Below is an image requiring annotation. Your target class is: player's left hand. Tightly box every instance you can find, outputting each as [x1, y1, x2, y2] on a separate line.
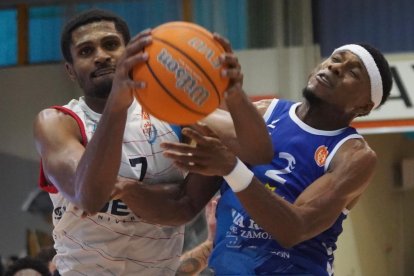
[161, 124, 237, 176]
[213, 33, 243, 98]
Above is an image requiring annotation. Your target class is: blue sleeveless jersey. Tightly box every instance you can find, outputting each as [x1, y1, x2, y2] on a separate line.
[209, 99, 362, 276]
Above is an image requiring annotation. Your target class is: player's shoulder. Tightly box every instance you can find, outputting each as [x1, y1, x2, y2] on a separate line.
[34, 107, 80, 137]
[343, 138, 376, 155]
[36, 107, 71, 124]
[327, 137, 377, 199]
[332, 138, 377, 169]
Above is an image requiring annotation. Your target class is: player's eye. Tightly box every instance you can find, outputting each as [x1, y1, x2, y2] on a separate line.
[349, 69, 360, 79]
[331, 56, 341, 63]
[104, 40, 121, 51]
[79, 46, 93, 57]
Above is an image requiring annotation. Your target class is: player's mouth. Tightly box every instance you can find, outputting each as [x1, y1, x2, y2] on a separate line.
[316, 72, 333, 88]
[91, 67, 115, 78]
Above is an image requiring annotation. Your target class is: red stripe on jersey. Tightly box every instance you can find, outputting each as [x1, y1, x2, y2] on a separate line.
[38, 106, 88, 193]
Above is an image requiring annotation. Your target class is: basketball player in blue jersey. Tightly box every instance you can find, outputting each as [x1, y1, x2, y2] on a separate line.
[33, 9, 272, 275]
[162, 43, 393, 275]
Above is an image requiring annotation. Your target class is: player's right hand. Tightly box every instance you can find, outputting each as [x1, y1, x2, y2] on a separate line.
[110, 29, 152, 109]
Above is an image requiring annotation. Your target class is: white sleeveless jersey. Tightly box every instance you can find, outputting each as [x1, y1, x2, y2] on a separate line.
[47, 97, 185, 276]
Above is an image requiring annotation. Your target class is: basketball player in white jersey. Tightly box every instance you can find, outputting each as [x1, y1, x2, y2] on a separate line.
[33, 9, 272, 276]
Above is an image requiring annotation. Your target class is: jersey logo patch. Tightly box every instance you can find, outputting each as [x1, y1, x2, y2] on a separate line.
[314, 145, 328, 167]
[141, 110, 158, 144]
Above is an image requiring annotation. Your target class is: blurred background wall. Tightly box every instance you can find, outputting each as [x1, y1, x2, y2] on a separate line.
[1, 1, 414, 275]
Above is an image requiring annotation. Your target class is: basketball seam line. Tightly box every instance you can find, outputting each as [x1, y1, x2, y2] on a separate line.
[153, 36, 221, 101]
[144, 60, 209, 116]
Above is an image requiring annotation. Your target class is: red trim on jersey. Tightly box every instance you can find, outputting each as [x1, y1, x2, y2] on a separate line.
[39, 105, 88, 193]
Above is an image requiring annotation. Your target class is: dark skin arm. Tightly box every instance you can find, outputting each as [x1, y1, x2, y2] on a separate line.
[33, 31, 152, 214]
[201, 98, 275, 165]
[114, 174, 221, 226]
[113, 121, 233, 226]
[162, 127, 377, 248]
[111, 125, 228, 226]
[234, 139, 376, 248]
[106, 34, 273, 225]
[199, 34, 273, 165]
[35, 29, 270, 226]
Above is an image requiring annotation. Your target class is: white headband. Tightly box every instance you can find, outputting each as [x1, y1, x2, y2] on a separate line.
[332, 44, 383, 109]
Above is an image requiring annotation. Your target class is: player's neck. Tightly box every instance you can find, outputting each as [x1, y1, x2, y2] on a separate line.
[296, 101, 353, 130]
[83, 96, 107, 114]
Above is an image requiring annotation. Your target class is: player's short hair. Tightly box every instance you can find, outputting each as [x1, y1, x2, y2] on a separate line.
[357, 43, 393, 107]
[61, 9, 131, 63]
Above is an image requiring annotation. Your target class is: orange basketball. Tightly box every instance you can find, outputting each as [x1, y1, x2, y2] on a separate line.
[132, 21, 229, 125]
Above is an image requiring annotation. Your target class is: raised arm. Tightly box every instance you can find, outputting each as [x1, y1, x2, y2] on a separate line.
[107, 35, 273, 225]
[162, 129, 377, 248]
[198, 34, 273, 165]
[33, 31, 151, 214]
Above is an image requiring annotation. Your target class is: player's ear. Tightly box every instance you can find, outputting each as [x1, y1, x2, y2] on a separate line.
[65, 62, 77, 81]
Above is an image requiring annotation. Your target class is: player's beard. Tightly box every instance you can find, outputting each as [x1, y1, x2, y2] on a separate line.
[92, 77, 113, 99]
[302, 87, 324, 106]
[82, 75, 113, 100]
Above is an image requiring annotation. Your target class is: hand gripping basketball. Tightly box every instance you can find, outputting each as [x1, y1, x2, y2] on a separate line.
[132, 22, 229, 125]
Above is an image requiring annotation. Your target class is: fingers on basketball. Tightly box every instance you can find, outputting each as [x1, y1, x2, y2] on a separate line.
[132, 22, 230, 125]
